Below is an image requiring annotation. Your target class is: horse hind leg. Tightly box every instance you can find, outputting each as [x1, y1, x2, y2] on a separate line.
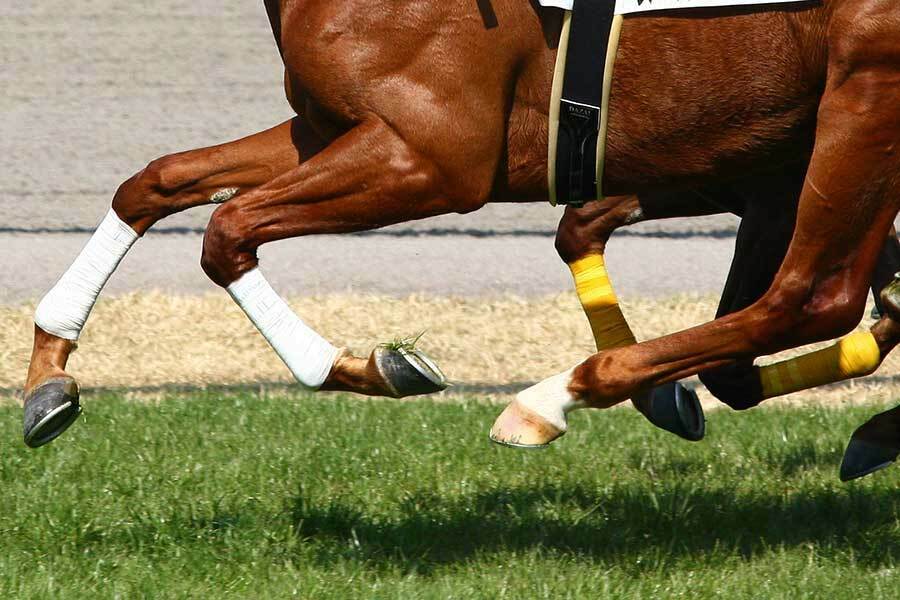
[23, 119, 306, 447]
[198, 119, 465, 398]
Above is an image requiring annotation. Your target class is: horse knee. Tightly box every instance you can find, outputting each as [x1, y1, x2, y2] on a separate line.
[201, 202, 257, 287]
[555, 207, 608, 263]
[750, 279, 867, 353]
[556, 210, 590, 263]
[112, 154, 191, 234]
[814, 293, 867, 338]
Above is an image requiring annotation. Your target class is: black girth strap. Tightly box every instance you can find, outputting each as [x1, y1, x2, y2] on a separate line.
[554, 0, 617, 206]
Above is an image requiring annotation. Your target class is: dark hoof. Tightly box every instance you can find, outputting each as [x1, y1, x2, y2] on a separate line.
[23, 377, 82, 448]
[840, 439, 898, 482]
[636, 382, 706, 442]
[375, 347, 448, 398]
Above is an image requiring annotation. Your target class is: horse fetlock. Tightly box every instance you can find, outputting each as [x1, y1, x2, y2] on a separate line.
[871, 314, 900, 359]
[320, 349, 395, 397]
[25, 326, 77, 394]
[572, 354, 636, 408]
[879, 274, 900, 322]
[25, 363, 71, 398]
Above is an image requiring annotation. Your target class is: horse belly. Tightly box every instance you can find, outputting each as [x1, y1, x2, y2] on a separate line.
[602, 9, 824, 196]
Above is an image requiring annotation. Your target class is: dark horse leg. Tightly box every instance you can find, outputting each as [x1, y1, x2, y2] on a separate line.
[695, 173, 803, 409]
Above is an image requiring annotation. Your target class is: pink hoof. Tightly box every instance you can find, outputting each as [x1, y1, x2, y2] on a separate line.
[489, 400, 565, 449]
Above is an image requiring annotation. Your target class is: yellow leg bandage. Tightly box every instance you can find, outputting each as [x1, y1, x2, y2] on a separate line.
[569, 254, 637, 351]
[759, 331, 881, 399]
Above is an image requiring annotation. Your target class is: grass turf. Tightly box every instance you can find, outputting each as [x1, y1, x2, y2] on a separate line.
[1, 392, 898, 599]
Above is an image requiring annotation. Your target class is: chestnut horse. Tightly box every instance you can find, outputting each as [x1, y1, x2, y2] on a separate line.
[24, 1, 900, 466]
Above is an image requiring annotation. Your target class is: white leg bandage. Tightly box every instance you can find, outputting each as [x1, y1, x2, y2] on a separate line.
[516, 368, 584, 431]
[227, 268, 339, 389]
[34, 209, 139, 340]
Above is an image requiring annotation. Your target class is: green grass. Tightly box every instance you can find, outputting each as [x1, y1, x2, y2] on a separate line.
[1, 392, 899, 599]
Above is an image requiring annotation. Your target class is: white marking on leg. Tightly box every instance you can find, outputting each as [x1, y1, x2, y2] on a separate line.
[227, 268, 340, 389]
[515, 367, 585, 431]
[34, 209, 139, 340]
[209, 187, 239, 204]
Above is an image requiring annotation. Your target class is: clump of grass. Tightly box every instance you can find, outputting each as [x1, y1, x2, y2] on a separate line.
[378, 330, 427, 352]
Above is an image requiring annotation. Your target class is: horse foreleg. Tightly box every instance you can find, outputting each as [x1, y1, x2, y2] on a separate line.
[23, 119, 308, 447]
[199, 118, 481, 398]
[552, 192, 730, 444]
[871, 227, 900, 316]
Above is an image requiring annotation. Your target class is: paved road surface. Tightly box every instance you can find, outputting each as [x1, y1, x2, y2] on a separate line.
[3, 2, 745, 302]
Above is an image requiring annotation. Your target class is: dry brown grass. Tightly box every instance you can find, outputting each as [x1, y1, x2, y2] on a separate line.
[1, 293, 897, 408]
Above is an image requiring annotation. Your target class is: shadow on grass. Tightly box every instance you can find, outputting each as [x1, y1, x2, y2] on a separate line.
[287, 481, 900, 574]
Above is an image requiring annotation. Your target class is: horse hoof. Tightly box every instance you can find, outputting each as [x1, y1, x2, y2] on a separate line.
[374, 346, 447, 398]
[839, 405, 900, 481]
[840, 439, 897, 481]
[636, 382, 706, 442]
[489, 400, 564, 449]
[23, 377, 82, 448]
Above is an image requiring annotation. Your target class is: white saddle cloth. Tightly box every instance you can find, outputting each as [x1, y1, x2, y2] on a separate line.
[540, 0, 811, 14]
